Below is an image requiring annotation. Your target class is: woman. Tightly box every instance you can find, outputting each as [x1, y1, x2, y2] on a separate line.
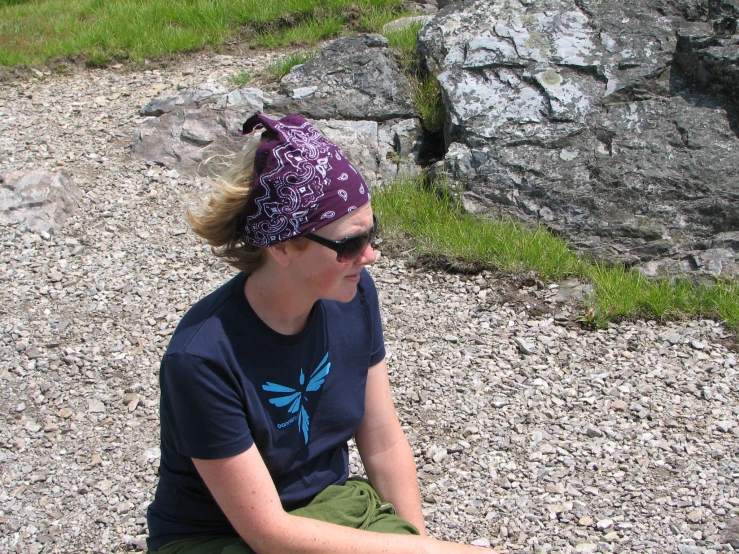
[146, 114, 497, 554]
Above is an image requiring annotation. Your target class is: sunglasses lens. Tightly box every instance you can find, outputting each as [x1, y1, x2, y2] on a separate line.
[339, 236, 370, 263]
[335, 216, 379, 263]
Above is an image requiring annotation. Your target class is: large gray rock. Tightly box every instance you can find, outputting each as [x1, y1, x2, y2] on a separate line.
[133, 36, 424, 181]
[418, 0, 739, 275]
[132, 53, 423, 182]
[273, 34, 415, 121]
[140, 83, 263, 117]
[675, 22, 739, 102]
[133, 97, 423, 185]
[132, 86, 265, 170]
[0, 169, 80, 234]
[313, 118, 423, 184]
[133, 107, 246, 169]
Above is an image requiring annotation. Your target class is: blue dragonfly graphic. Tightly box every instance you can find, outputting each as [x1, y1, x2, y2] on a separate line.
[262, 352, 331, 444]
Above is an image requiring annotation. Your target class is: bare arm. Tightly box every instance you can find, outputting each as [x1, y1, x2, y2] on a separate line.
[355, 358, 427, 535]
[193, 445, 497, 554]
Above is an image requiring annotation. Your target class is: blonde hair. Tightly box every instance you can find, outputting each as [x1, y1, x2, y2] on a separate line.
[186, 135, 267, 275]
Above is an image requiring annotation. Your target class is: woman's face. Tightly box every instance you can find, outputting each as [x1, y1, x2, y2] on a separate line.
[289, 202, 377, 303]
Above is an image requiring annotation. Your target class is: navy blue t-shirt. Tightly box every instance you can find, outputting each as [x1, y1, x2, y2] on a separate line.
[146, 268, 385, 551]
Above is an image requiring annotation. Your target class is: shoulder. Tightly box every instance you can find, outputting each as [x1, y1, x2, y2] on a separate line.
[166, 273, 247, 358]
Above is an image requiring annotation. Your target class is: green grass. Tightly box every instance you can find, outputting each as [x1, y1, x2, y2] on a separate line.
[255, 15, 344, 48]
[410, 74, 445, 132]
[229, 70, 252, 87]
[372, 177, 739, 332]
[381, 21, 445, 132]
[0, 0, 407, 67]
[266, 49, 319, 79]
[373, 177, 587, 279]
[582, 264, 739, 330]
[359, 5, 408, 34]
[382, 21, 422, 71]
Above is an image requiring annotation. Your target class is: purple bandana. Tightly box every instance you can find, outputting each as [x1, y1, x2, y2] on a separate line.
[239, 114, 370, 247]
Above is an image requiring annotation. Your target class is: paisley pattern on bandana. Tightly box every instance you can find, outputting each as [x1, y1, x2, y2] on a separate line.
[240, 114, 370, 247]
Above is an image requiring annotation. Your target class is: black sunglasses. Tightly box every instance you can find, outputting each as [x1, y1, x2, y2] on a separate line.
[305, 215, 379, 263]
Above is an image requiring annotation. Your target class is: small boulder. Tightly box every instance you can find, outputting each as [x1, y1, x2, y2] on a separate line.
[0, 169, 80, 234]
[274, 34, 415, 121]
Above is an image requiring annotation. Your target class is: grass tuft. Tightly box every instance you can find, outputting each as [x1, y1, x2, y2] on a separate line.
[266, 49, 318, 80]
[358, 5, 407, 33]
[383, 21, 422, 71]
[383, 21, 422, 51]
[380, 21, 445, 132]
[410, 74, 444, 132]
[581, 265, 739, 330]
[255, 16, 343, 48]
[372, 176, 739, 332]
[85, 47, 111, 68]
[230, 70, 252, 87]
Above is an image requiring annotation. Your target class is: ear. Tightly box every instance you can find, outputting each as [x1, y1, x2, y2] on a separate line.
[265, 241, 293, 269]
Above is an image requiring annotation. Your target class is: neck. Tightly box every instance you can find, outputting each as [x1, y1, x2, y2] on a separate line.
[244, 267, 316, 335]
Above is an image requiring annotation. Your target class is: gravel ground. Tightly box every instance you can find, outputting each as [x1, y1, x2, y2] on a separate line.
[1, 51, 738, 554]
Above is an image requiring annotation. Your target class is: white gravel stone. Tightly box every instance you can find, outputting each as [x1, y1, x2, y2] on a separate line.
[717, 420, 735, 433]
[88, 398, 106, 413]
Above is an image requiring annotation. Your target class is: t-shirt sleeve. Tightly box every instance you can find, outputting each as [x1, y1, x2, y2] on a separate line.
[160, 352, 254, 460]
[361, 269, 386, 366]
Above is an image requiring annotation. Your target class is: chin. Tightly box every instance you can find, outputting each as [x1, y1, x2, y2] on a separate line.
[329, 283, 360, 303]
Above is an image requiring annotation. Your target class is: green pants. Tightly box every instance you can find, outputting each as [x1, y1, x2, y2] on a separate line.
[153, 479, 419, 554]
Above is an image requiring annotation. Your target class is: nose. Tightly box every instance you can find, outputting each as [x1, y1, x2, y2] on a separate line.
[356, 243, 377, 266]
